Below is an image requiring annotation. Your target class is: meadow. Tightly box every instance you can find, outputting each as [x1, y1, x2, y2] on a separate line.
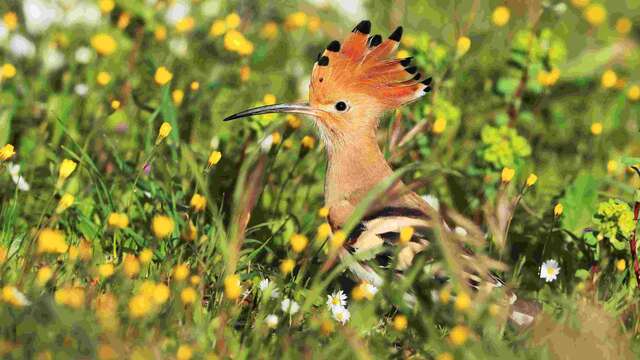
[1, 0, 640, 358]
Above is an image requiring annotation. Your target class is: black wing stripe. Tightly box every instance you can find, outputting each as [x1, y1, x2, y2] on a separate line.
[362, 206, 427, 222]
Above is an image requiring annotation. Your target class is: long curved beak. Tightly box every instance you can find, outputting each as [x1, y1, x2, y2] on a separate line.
[223, 103, 318, 122]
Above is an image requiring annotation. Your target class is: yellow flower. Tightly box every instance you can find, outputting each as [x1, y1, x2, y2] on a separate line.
[98, 0, 115, 13]
[156, 122, 172, 144]
[261, 22, 279, 40]
[570, 0, 590, 8]
[584, 4, 606, 26]
[190, 81, 200, 91]
[172, 89, 184, 105]
[190, 275, 201, 286]
[91, 33, 117, 56]
[263, 93, 276, 105]
[396, 49, 410, 59]
[78, 240, 92, 261]
[155, 26, 167, 41]
[224, 30, 254, 56]
[209, 20, 226, 37]
[98, 263, 115, 278]
[182, 221, 197, 242]
[0, 144, 16, 161]
[175, 16, 195, 33]
[176, 345, 193, 360]
[317, 223, 331, 240]
[280, 258, 295, 275]
[456, 36, 471, 56]
[117, 12, 130, 29]
[318, 207, 329, 218]
[139, 248, 153, 263]
[607, 160, 618, 174]
[190, 193, 207, 212]
[435, 352, 454, 360]
[285, 12, 307, 29]
[174, 263, 190, 281]
[290, 233, 309, 253]
[601, 69, 617, 88]
[0, 246, 7, 263]
[301, 136, 315, 149]
[454, 292, 471, 312]
[439, 288, 451, 304]
[282, 139, 293, 149]
[36, 266, 53, 286]
[240, 65, 251, 82]
[111, 100, 121, 110]
[330, 230, 346, 249]
[180, 287, 197, 304]
[320, 319, 335, 336]
[627, 85, 640, 101]
[432, 117, 447, 134]
[37, 229, 68, 254]
[55, 193, 74, 214]
[128, 294, 151, 318]
[492, 6, 510, 27]
[152, 215, 174, 238]
[1, 63, 16, 79]
[488, 303, 500, 317]
[538, 68, 560, 86]
[97, 71, 112, 86]
[616, 17, 632, 34]
[97, 344, 117, 360]
[554, 203, 564, 217]
[107, 212, 129, 229]
[2, 286, 29, 307]
[225, 13, 241, 29]
[154, 66, 173, 85]
[224, 274, 242, 300]
[287, 114, 301, 129]
[590, 122, 603, 135]
[351, 283, 366, 301]
[152, 283, 170, 304]
[401, 34, 416, 47]
[307, 16, 321, 31]
[55, 287, 85, 308]
[207, 151, 222, 167]
[501, 167, 515, 183]
[123, 254, 140, 278]
[616, 259, 626, 272]
[271, 132, 282, 145]
[3, 12, 18, 30]
[526, 173, 538, 187]
[449, 325, 470, 346]
[399, 226, 414, 245]
[392, 314, 408, 331]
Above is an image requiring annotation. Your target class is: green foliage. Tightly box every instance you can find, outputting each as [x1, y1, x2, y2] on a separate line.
[593, 199, 635, 250]
[477, 125, 531, 169]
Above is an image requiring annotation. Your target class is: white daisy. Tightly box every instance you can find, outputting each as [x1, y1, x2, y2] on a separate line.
[265, 314, 278, 329]
[164, 1, 190, 25]
[74, 47, 93, 64]
[74, 83, 89, 97]
[258, 278, 280, 298]
[280, 298, 299, 315]
[331, 305, 350, 325]
[326, 290, 347, 310]
[42, 47, 65, 72]
[540, 259, 560, 282]
[9, 34, 36, 58]
[8, 163, 30, 191]
[23, 0, 62, 34]
[64, 2, 101, 28]
[168, 38, 188, 58]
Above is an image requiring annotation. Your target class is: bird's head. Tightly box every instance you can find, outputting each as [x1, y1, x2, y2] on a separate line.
[224, 20, 432, 148]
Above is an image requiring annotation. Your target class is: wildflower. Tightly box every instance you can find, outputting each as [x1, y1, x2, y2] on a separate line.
[553, 203, 564, 217]
[209, 20, 226, 37]
[190, 193, 206, 212]
[54, 286, 84, 308]
[439, 288, 451, 303]
[0, 144, 15, 161]
[152, 215, 174, 238]
[55, 193, 74, 213]
[526, 173, 538, 187]
[107, 212, 129, 229]
[97, 71, 111, 86]
[396, 49, 410, 59]
[330, 230, 346, 249]
[180, 287, 197, 304]
[538, 68, 561, 86]
[540, 259, 560, 282]
[607, 160, 618, 174]
[320, 319, 335, 335]
[280, 258, 295, 275]
[301, 136, 315, 149]
[399, 226, 414, 245]
[91, 33, 117, 56]
[1, 63, 16, 79]
[118, 12, 131, 29]
[225, 13, 241, 29]
[129, 294, 151, 318]
[307, 16, 321, 31]
[318, 207, 329, 218]
[190, 81, 200, 91]
[454, 292, 471, 312]
[139, 248, 153, 263]
[110, 100, 121, 110]
[449, 325, 470, 346]
[3, 12, 18, 30]
[283, 139, 294, 149]
[281, 298, 300, 315]
[492, 6, 510, 27]
[290, 233, 309, 253]
[156, 122, 172, 144]
[584, 4, 606, 26]
[174, 263, 190, 281]
[501, 167, 515, 183]
[99, 263, 115, 278]
[615, 17, 632, 34]
[436, 352, 454, 360]
[326, 290, 347, 311]
[0, 246, 6, 263]
[78, 240, 92, 261]
[190, 275, 201, 286]
[570, 0, 589, 8]
[99, 0, 115, 13]
[37, 229, 68, 254]
[154, 66, 173, 85]
[223, 30, 254, 55]
[259, 278, 280, 298]
[332, 306, 350, 324]
[616, 259, 626, 272]
[175, 16, 195, 33]
[601, 70, 617, 88]
[97, 344, 117, 360]
[239, 65, 251, 81]
[432, 117, 447, 134]
[456, 36, 471, 56]
[172, 89, 184, 105]
[287, 114, 301, 129]
[265, 314, 278, 328]
[176, 345, 193, 360]
[627, 85, 640, 101]
[207, 151, 222, 167]
[285, 12, 307, 29]
[488, 303, 501, 317]
[182, 221, 197, 242]
[154, 26, 167, 41]
[393, 314, 408, 331]
[261, 22, 278, 40]
[224, 274, 242, 300]
[2, 286, 30, 307]
[590, 122, 603, 135]
[152, 283, 170, 304]
[123, 254, 140, 278]
[58, 159, 77, 180]
[36, 266, 53, 286]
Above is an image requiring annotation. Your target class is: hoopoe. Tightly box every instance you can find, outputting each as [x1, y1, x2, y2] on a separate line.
[225, 20, 538, 326]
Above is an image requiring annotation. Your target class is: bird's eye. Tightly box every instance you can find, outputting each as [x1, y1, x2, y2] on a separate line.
[334, 101, 348, 112]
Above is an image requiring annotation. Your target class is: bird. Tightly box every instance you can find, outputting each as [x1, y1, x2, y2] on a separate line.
[224, 20, 538, 327]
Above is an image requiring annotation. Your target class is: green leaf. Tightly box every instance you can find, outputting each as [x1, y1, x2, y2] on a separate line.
[575, 269, 590, 280]
[620, 156, 640, 167]
[560, 172, 600, 235]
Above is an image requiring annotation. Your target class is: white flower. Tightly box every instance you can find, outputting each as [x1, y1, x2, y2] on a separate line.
[201, 0, 222, 18]
[0, 23, 8, 42]
[265, 314, 278, 328]
[280, 298, 299, 315]
[168, 38, 188, 58]
[260, 134, 274, 153]
[364, 283, 378, 297]
[164, 1, 190, 25]
[42, 47, 65, 72]
[331, 305, 350, 325]
[74, 83, 89, 97]
[258, 278, 280, 298]
[64, 2, 101, 28]
[9, 34, 36, 58]
[540, 259, 560, 282]
[8, 163, 30, 191]
[23, 0, 62, 34]
[422, 194, 440, 211]
[326, 290, 347, 310]
[74, 47, 93, 64]
[4, 286, 31, 306]
[454, 226, 468, 237]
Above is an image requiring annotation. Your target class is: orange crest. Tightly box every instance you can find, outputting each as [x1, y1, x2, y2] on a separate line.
[309, 21, 432, 111]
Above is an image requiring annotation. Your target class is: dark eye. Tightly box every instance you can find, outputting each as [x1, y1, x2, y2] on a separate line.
[335, 101, 348, 112]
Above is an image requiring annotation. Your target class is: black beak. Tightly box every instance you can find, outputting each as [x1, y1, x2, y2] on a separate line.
[223, 103, 318, 121]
